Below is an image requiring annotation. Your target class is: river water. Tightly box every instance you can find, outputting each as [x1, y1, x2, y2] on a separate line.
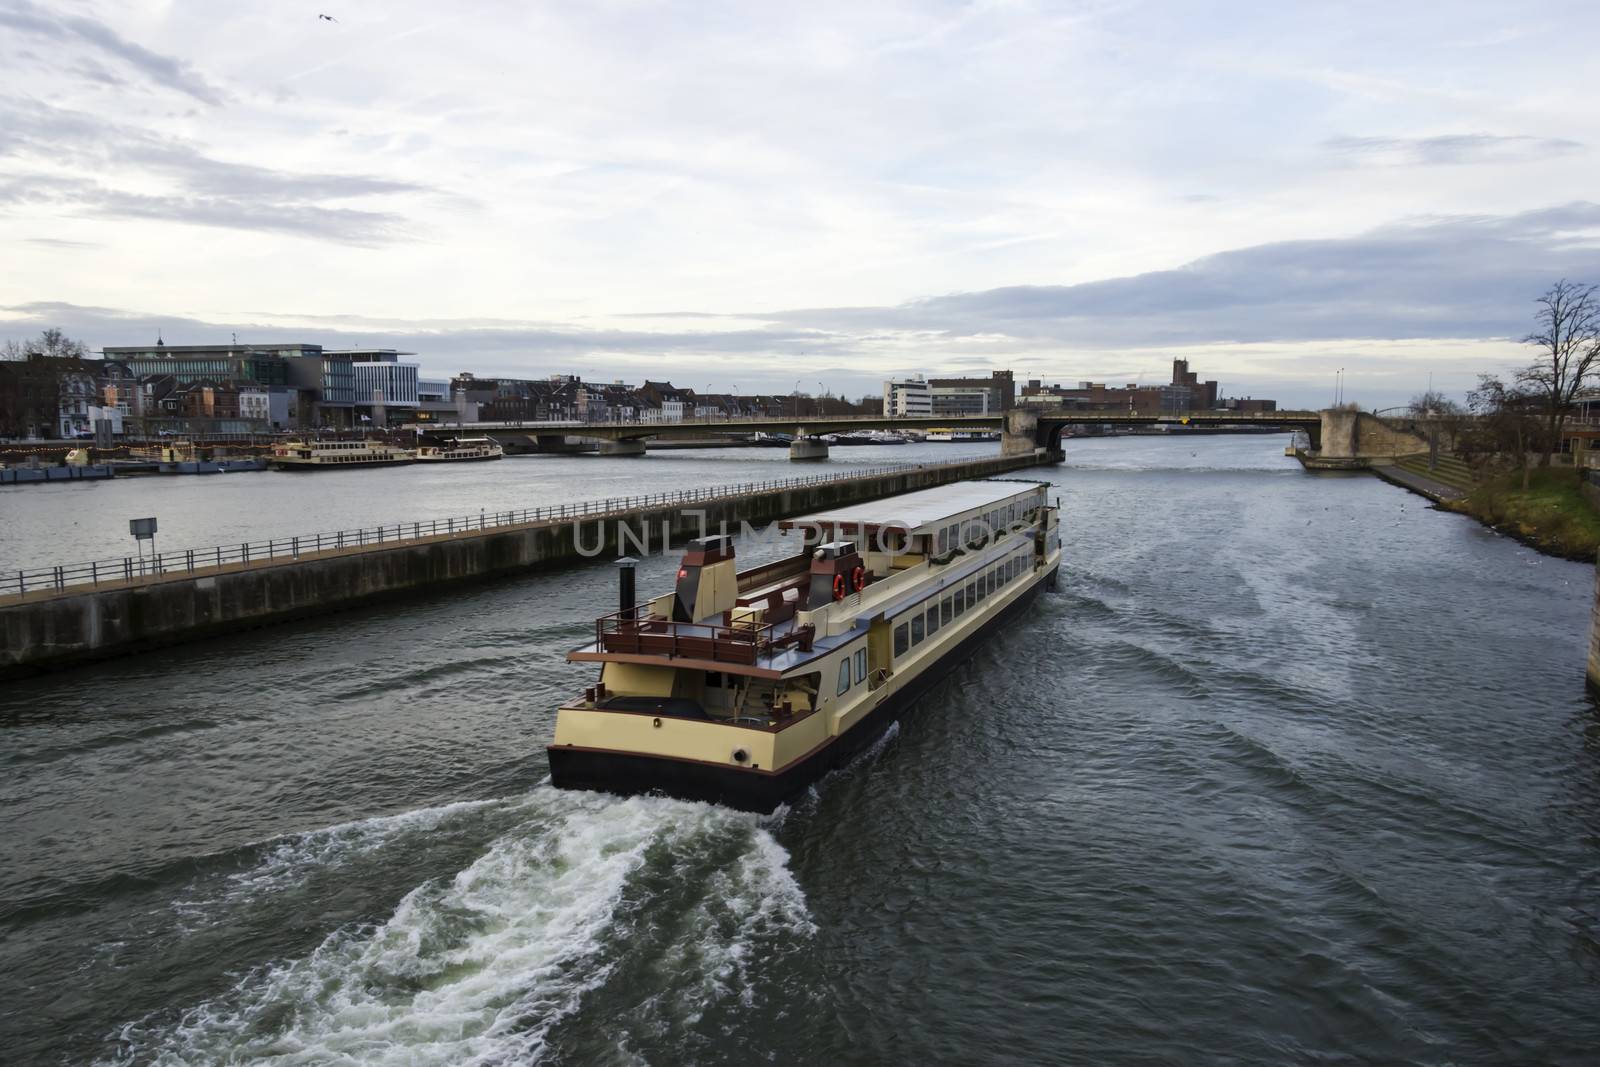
[3, 435, 1598, 1065]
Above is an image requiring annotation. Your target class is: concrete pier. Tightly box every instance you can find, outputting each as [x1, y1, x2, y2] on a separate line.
[789, 437, 829, 461]
[598, 439, 647, 457]
[0, 452, 1050, 678]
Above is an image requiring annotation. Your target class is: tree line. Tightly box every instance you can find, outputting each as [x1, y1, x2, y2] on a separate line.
[1409, 280, 1600, 487]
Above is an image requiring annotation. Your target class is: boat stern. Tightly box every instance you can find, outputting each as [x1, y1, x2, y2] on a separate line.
[547, 702, 790, 811]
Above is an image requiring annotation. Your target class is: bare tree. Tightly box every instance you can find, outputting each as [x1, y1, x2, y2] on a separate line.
[1407, 389, 1461, 418]
[1408, 389, 1464, 468]
[1518, 279, 1600, 467]
[1, 328, 90, 360]
[1467, 373, 1541, 489]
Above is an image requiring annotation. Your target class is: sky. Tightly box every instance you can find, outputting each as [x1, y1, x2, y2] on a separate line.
[2, 0, 1599, 409]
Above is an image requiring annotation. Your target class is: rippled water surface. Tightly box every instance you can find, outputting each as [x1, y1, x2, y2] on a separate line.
[4, 435, 1599, 1065]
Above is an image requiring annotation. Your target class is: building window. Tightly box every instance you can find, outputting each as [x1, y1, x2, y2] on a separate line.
[927, 604, 941, 636]
[941, 595, 953, 625]
[894, 624, 909, 657]
[855, 648, 866, 683]
[838, 660, 851, 696]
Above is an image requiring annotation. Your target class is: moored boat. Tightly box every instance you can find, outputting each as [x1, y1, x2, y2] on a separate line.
[547, 479, 1062, 811]
[415, 436, 504, 462]
[269, 439, 416, 470]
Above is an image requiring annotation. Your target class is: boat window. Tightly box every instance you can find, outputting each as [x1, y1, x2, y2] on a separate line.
[941, 595, 952, 624]
[927, 604, 941, 636]
[837, 660, 851, 696]
[911, 614, 925, 646]
[946, 523, 959, 549]
[988, 569, 997, 594]
[954, 587, 965, 616]
[936, 528, 948, 554]
[855, 648, 866, 683]
[976, 575, 987, 602]
[894, 623, 909, 657]
[965, 580, 976, 605]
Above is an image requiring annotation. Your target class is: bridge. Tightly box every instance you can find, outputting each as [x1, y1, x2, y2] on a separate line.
[413, 409, 1325, 460]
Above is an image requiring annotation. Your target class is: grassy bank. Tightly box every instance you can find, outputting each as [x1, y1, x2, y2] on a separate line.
[1449, 468, 1600, 561]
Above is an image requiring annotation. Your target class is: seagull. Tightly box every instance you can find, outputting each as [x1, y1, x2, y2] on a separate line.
[318, 13, 337, 21]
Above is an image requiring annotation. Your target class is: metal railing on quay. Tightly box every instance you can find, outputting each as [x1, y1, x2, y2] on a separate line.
[5, 454, 1016, 599]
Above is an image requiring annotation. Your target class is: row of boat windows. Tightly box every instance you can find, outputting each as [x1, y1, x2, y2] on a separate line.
[892, 550, 1031, 659]
[933, 495, 1042, 554]
[290, 454, 404, 463]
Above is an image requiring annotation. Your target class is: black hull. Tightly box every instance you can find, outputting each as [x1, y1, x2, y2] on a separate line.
[547, 562, 1059, 812]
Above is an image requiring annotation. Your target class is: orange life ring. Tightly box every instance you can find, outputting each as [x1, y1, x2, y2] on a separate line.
[832, 573, 848, 601]
[851, 565, 867, 592]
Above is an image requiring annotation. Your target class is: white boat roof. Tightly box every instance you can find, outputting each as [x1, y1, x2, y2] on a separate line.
[782, 479, 1045, 534]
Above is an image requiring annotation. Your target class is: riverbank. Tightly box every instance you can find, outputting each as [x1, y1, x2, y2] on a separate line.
[1371, 456, 1600, 562]
[1447, 468, 1600, 562]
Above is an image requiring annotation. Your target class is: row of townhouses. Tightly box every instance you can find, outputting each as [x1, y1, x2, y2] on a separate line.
[0, 338, 876, 439]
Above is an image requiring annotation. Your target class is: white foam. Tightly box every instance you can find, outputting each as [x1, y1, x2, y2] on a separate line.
[108, 788, 813, 1066]
[171, 795, 524, 922]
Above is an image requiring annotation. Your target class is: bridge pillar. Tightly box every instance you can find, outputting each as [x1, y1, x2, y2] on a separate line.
[1003, 409, 1039, 457]
[599, 438, 646, 457]
[1306, 410, 1426, 468]
[789, 436, 829, 461]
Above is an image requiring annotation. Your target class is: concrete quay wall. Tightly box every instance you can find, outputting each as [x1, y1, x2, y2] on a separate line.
[0, 452, 1051, 678]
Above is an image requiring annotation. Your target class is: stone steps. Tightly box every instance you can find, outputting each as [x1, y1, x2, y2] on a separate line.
[1394, 453, 1475, 491]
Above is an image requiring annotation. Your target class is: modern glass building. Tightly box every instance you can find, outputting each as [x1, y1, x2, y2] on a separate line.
[101, 343, 303, 387]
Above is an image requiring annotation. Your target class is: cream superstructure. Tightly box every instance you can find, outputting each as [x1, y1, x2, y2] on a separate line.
[268, 439, 416, 470]
[548, 479, 1062, 811]
[415, 437, 504, 462]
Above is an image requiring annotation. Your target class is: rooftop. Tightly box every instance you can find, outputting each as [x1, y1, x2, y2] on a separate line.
[781, 479, 1045, 534]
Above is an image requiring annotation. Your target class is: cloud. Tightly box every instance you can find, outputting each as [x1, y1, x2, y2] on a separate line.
[763, 203, 1600, 348]
[0, 0, 225, 105]
[12, 199, 1600, 367]
[1323, 133, 1585, 166]
[0, 97, 424, 244]
[22, 237, 101, 249]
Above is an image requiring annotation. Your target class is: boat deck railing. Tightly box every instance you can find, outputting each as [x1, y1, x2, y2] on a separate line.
[597, 604, 779, 666]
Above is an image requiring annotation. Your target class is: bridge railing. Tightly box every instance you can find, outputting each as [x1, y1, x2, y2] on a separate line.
[409, 413, 1008, 431]
[4, 457, 1003, 599]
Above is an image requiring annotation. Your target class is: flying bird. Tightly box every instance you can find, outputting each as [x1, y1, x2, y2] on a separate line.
[318, 13, 337, 21]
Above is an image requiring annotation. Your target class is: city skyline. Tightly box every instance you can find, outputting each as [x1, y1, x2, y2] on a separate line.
[4, 2, 1599, 409]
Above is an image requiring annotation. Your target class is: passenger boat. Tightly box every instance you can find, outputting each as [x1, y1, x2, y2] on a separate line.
[136, 441, 268, 474]
[547, 479, 1062, 811]
[415, 436, 505, 462]
[268, 439, 416, 470]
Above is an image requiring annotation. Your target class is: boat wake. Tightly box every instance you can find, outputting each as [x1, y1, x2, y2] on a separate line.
[106, 788, 813, 1065]
[170, 795, 529, 925]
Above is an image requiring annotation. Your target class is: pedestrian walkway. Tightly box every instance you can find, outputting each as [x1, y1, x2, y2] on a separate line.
[1377, 454, 1472, 503]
